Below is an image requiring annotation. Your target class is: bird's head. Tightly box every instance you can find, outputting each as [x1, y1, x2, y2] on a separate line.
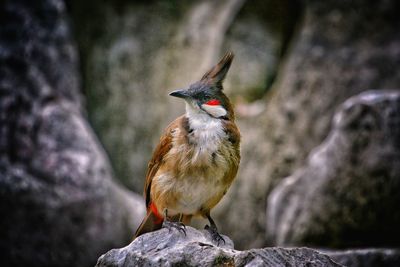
[169, 52, 235, 120]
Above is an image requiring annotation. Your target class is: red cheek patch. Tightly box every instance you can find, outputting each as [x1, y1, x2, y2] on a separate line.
[205, 99, 221, 106]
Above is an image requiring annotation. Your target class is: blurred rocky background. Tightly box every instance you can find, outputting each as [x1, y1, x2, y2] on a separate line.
[1, 0, 399, 266]
[0, 0, 144, 266]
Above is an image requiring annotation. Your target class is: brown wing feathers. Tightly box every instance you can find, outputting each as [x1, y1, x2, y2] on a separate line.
[134, 116, 190, 238]
[144, 115, 189, 208]
[144, 128, 173, 208]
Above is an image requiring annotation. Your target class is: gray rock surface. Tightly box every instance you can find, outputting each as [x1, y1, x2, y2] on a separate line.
[267, 90, 400, 247]
[325, 249, 400, 267]
[0, 0, 144, 266]
[96, 226, 342, 267]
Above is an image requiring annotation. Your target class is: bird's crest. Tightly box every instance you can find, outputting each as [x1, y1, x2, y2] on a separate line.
[200, 52, 234, 90]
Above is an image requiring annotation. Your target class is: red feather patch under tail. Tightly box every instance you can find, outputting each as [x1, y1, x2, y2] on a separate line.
[133, 204, 164, 239]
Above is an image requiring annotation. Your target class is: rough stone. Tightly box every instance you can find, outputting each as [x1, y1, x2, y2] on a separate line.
[96, 226, 342, 267]
[0, 0, 144, 266]
[267, 90, 400, 247]
[325, 249, 400, 267]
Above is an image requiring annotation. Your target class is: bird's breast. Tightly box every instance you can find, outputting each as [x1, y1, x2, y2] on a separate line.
[151, 119, 237, 215]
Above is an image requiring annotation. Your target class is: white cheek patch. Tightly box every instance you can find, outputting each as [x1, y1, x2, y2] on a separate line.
[201, 104, 227, 118]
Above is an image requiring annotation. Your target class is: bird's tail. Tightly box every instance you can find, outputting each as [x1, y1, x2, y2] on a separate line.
[133, 211, 163, 239]
[133, 204, 164, 239]
[133, 204, 194, 239]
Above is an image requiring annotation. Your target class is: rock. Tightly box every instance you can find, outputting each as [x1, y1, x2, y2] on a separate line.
[0, 0, 144, 266]
[325, 249, 400, 267]
[70, 0, 288, 192]
[96, 226, 342, 267]
[215, 0, 400, 248]
[267, 90, 400, 247]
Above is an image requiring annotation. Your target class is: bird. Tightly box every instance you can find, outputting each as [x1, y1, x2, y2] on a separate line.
[134, 52, 240, 244]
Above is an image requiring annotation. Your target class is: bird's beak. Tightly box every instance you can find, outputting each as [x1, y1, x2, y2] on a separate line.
[169, 89, 190, 99]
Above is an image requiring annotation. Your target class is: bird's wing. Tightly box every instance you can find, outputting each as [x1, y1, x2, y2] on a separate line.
[222, 119, 241, 184]
[143, 115, 189, 208]
[223, 119, 241, 148]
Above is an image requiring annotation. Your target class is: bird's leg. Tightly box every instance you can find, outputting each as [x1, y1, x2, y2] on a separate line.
[162, 209, 186, 236]
[204, 212, 225, 245]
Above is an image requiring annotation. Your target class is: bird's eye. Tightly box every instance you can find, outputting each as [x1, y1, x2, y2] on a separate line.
[205, 99, 221, 106]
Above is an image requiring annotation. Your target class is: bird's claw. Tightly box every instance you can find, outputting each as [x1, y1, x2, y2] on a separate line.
[205, 224, 225, 245]
[163, 220, 187, 236]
